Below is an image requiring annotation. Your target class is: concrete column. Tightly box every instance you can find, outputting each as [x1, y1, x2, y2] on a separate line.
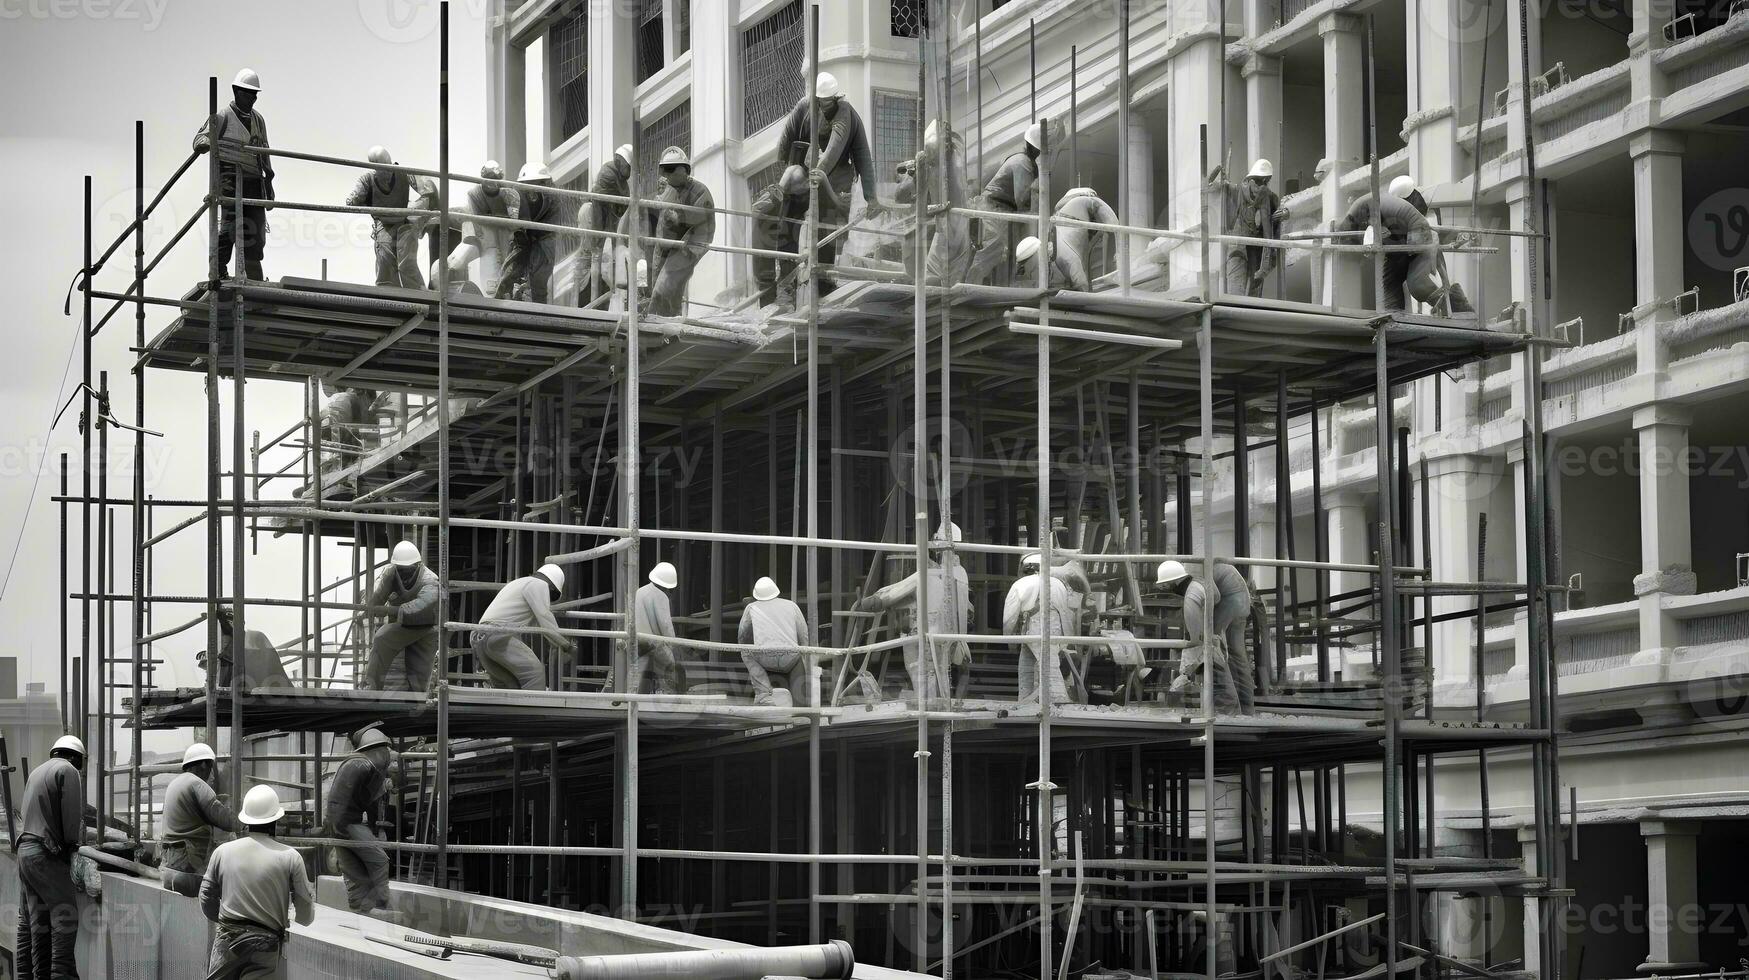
[1164, 0, 1232, 287]
[1631, 0, 1677, 102]
[1631, 131, 1685, 374]
[1319, 13, 1364, 307]
[1422, 451, 1501, 679]
[687, 0, 733, 308]
[1326, 491, 1371, 617]
[1126, 124, 1156, 231]
[1633, 404, 1696, 655]
[590, 3, 636, 174]
[1244, 55, 1283, 181]
[1639, 821, 1706, 973]
[1517, 825, 1545, 976]
[485, 17, 527, 177]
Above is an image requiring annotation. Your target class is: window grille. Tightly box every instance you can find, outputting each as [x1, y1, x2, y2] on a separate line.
[637, 0, 666, 83]
[552, 8, 588, 142]
[637, 101, 692, 185]
[892, 0, 927, 37]
[746, 162, 787, 202]
[872, 90, 920, 191]
[740, 1, 805, 136]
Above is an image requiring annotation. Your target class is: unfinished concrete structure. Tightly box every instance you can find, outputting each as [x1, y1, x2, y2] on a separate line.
[34, 0, 1749, 975]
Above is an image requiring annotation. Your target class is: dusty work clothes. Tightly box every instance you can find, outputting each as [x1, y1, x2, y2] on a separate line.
[217, 627, 292, 691]
[736, 596, 812, 705]
[194, 103, 273, 281]
[324, 756, 390, 912]
[783, 98, 877, 292]
[1182, 562, 1254, 713]
[1336, 195, 1474, 314]
[578, 156, 632, 305]
[916, 137, 974, 286]
[17, 755, 83, 980]
[160, 770, 239, 897]
[626, 583, 682, 694]
[200, 831, 314, 980]
[495, 186, 561, 303]
[648, 176, 716, 317]
[1053, 191, 1119, 291]
[1210, 178, 1281, 297]
[750, 183, 808, 308]
[1003, 573, 1076, 704]
[347, 172, 423, 289]
[365, 565, 440, 692]
[862, 561, 972, 700]
[966, 153, 1038, 285]
[463, 183, 519, 294]
[410, 177, 467, 275]
[473, 575, 565, 690]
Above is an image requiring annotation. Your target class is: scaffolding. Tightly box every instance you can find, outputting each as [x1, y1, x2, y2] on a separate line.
[52, 1, 1571, 978]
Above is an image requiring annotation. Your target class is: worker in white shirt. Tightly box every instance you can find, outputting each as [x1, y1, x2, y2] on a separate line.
[200, 785, 314, 978]
[159, 742, 239, 898]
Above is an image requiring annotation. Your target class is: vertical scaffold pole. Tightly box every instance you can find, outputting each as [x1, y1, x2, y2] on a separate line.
[81, 175, 93, 758]
[620, 114, 645, 921]
[910, 20, 931, 975]
[203, 76, 220, 751]
[228, 77, 249, 814]
[1198, 123, 1218, 980]
[434, 0, 453, 887]
[804, 0, 824, 947]
[1035, 117, 1056, 980]
[130, 118, 146, 836]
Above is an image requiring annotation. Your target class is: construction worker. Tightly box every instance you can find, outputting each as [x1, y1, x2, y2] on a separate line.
[16, 734, 88, 979]
[159, 742, 239, 898]
[346, 146, 424, 290]
[1387, 174, 1468, 315]
[410, 174, 468, 275]
[1014, 236, 1077, 290]
[193, 68, 273, 282]
[626, 561, 683, 695]
[851, 524, 972, 700]
[581, 144, 633, 307]
[204, 607, 293, 691]
[646, 147, 715, 318]
[1003, 554, 1082, 705]
[1207, 159, 1281, 297]
[750, 165, 843, 310]
[429, 257, 486, 297]
[780, 72, 886, 294]
[737, 577, 812, 707]
[464, 161, 519, 295]
[201, 785, 314, 978]
[473, 563, 575, 690]
[362, 541, 439, 693]
[1334, 188, 1474, 314]
[1157, 559, 1254, 714]
[495, 162, 561, 304]
[1051, 187, 1120, 290]
[323, 727, 393, 915]
[915, 121, 973, 286]
[964, 123, 1044, 285]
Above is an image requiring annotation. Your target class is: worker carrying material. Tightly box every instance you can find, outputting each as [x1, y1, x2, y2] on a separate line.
[964, 123, 1045, 285]
[473, 564, 575, 690]
[1157, 559, 1256, 714]
[852, 524, 972, 700]
[346, 146, 425, 289]
[645, 147, 716, 317]
[780, 72, 886, 294]
[159, 742, 240, 898]
[193, 68, 273, 282]
[1207, 159, 1282, 297]
[1335, 190, 1474, 314]
[200, 785, 314, 978]
[1003, 553, 1087, 705]
[464, 161, 520, 295]
[626, 562, 684, 695]
[495, 162, 561, 304]
[750, 165, 843, 310]
[202, 607, 293, 691]
[323, 727, 394, 914]
[362, 541, 439, 693]
[737, 577, 813, 707]
[580, 144, 633, 307]
[16, 735, 90, 979]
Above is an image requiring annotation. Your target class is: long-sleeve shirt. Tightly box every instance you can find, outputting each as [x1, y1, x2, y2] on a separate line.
[1210, 178, 1280, 239]
[323, 756, 386, 831]
[218, 627, 292, 690]
[981, 152, 1037, 212]
[750, 183, 809, 253]
[346, 171, 414, 225]
[480, 575, 565, 646]
[1054, 190, 1119, 288]
[633, 583, 676, 654]
[193, 103, 272, 179]
[200, 833, 314, 933]
[370, 565, 439, 629]
[1336, 193, 1434, 245]
[1002, 574, 1077, 640]
[738, 596, 810, 652]
[19, 756, 82, 855]
[781, 98, 878, 205]
[1181, 562, 1251, 644]
[585, 155, 632, 241]
[463, 183, 519, 248]
[653, 177, 716, 261]
[162, 771, 239, 870]
[862, 561, 973, 663]
[410, 176, 467, 238]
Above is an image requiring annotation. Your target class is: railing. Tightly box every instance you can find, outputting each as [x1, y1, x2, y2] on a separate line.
[1532, 65, 1630, 143]
[1554, 625, 1639, 676]
[1539, 333, 1636, 401]
[1663, 297, 1749, 361]
[1680, 608, 1749, 648]
[1657, 12, 1749, 91]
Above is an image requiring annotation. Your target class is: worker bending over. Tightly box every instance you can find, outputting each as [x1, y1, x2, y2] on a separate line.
[580, 144, 633, 307]
[495, 162, 560, 304]
[1004, 553, 1089, 705]
[201, 786, 314, 978]
[626, 562, 683, 695]
[780, 72, 885, 294]
[738, 577, 813, 707]
[646, 147, 715, 317]
[473, 563, 574, 690]
[1014, 235, 1079, 291]
[159, 743, 239, 898]
[965, 123, 1044, 285]
[16, 735, 90, 979]
[750, 166, 843, 310]
[852, 524, 972, 700]
[362, 541, 439, 693]
[324, 727, 393, 915]
[1335, 186, 1474, 314]
[1207, 159, 1281, 297]
[193, 68, 273, 282]
[204, 607, 293, 691]
[1157, 559, 1255, 714]
[346, 146, 424, 289]
[1023, 187, 1120, 290]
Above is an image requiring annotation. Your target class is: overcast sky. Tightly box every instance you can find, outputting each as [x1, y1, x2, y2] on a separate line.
[0, 1, 500, 750]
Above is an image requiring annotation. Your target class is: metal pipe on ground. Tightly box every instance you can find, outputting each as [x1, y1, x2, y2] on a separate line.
[555, 941, 855, 980]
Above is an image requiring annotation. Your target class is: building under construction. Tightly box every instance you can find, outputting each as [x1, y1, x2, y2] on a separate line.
[23, 0, 1749, 976]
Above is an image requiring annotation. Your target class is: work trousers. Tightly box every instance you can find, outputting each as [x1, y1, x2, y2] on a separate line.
[205, 922, 284, 980]
[1211, 590, 1254, 714]
[1223, 244, 1274, 297]
[924, 212, 974, 287]
[753, 252, 798, 309]
[742, 648, 810, 706]
[1017, 642, 1073, 705]
[334, 823, 390, 913]
[626, 641, 683, 695]
[648, 248, 701, 317]
[471, 630, 548, 690]
[212, 171, 266, 282]
[158, 843, 202, 897]
[366, 623, 437, 692]
[901, 638, 958, 701]
[815, 197, 846, 296]
[17, 839, 79, 980]
[963, 196, 1017, 285]
[371, 222, 424, 289]
[1054, 241, 1093, 291]
[1383, 232, 1474, 314]
[496, 231, 554, 304]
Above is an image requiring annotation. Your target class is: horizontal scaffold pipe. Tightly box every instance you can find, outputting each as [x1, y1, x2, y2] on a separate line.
[1006, 321, 1186, 349]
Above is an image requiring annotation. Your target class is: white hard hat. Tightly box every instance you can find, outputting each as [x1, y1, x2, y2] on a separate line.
[924, 120, 942, 149]
[614, 143, 633, 163]
[537, 563, 565, 592]
[658, 145, 691, 169]
[182, 743, 216, 768]
[1022, 553, 1043, 568]
[1363, 225, 1377, 247]
[1155, 560, 1191, 586]
[931, 522, 962, 543]
[353, 726, 391, 752]
[1024, 122, 1045, 150]
[368, 145, 393, 165]
[753, 577, 780, 602]
[391, 541, 422, 567]
[1389, 174, 1417, 199]
[1247, 158, 1274, 179]
[238, 785, 285, 826]
[1015, 236, 1041, 263]
[52, 734, 86, 758]
[815, 71, 842, 100]
[518, 161, 552, 183]
[650, 561, 678, 590]
[635, 258, 649, 288]
[232, 68, 262, 92]
[1056, 187, 1097, 211]
[480, 160, 504, 180]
